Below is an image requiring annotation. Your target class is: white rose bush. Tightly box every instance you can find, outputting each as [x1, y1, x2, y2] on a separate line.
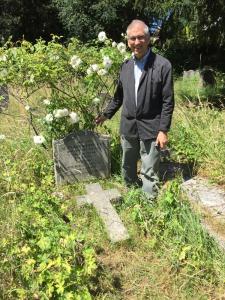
[0, 33, 128, 144]
[0, 32, 128, 299]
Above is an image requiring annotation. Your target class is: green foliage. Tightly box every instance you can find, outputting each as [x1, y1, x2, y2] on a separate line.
[1, 188, 96, 299]
[0, 34, 128, 142]
[0, 139, 53, 194]
[0, 134, 96, 299]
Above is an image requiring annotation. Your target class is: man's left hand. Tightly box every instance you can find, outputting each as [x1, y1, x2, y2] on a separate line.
[156, 131, 168, 149]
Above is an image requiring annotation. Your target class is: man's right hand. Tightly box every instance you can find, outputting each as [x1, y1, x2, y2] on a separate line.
[95, 114, 107, 125]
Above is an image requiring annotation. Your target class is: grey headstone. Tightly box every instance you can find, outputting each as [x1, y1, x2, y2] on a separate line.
[183, 70, 197, 79]
[76, 183, 129, 243]
[53, 130, 110, 185]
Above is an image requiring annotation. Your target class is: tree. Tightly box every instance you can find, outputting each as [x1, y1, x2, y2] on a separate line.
[0, 0, 64, 42]
[52, 0, 150, 42]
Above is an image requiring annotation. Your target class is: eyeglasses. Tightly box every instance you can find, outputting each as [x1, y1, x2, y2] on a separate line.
[127, 35, 146, 42]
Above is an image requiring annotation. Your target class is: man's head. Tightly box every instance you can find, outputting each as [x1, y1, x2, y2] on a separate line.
[126, 20, 150, 59]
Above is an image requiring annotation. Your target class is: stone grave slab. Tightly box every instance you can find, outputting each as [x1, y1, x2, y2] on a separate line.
[181, 177, 225, 217]
[182, 177, 225, 250]
[76, 183, 129, 243]
[53, 131, 110, 185]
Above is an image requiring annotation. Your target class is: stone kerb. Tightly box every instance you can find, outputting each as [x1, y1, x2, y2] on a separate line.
[53, 130, 111, 185]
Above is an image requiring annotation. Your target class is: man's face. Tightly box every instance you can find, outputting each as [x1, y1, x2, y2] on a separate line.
[127, 24, 150, 59]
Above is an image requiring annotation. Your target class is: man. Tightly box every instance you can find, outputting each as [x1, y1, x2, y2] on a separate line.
[96, 19, 174, 199]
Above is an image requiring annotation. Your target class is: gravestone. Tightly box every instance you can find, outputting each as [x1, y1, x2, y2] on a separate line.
[182, 177, 225, 250]
[182, 177, 225, 218]
[53, 130, 110, 185]
[183, 70, 198, 79]
[199, 68, 216, 87]
[76, 183, 129, 243]
[0, 85, 9, 111]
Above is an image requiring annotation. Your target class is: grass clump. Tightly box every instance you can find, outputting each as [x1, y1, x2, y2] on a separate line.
[170, 103, 225, 185]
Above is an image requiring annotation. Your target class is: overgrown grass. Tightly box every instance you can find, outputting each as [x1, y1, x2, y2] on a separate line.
[65, 180, 225, 299]
[1, 82, 225, 299]
[170, 103, 225, 185]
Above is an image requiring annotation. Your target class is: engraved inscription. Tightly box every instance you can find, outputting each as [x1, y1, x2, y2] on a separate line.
[53, 131, 111, 185]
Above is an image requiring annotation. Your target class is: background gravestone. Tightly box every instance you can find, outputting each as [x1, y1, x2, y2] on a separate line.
[183, 70, 198, 79]
[53, 130, 111, 185]
[199, 67, 216, 86]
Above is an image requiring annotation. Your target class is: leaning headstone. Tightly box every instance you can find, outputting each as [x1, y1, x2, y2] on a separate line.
[53, 130, 110, 185]
[76, 183, 129, 243]
[0, 85, 9, 111]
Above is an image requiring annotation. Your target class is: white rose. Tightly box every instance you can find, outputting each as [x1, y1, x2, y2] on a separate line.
[117, 42, 126, 54]
[33, 135, 45, 144]
[53, 108, 69, 118]
[69, 55, 82, 68]
[45, 113, 53, 123]
[43, 99, 51, 105]
[91, 64, 99, 72]
[103, 56, 112, 69]
[69, 112, 79, 124]
[98, 31, 107, 42]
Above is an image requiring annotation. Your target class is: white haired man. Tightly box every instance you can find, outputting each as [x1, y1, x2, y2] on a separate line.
[96, 20, 174, 199]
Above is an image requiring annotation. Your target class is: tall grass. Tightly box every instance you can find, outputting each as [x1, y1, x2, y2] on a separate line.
[170, 103, 225, 185]
[1, 77, 225, 298]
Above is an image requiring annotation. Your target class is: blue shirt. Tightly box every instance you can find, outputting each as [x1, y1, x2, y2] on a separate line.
[133, 49, 150, 105]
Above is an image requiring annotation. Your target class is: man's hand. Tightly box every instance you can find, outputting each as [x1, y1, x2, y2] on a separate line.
[156, 131, 168, 149]
[95, 114, 107, 125]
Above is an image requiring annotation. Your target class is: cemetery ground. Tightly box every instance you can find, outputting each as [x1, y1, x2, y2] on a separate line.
[1, 74, 225, 299]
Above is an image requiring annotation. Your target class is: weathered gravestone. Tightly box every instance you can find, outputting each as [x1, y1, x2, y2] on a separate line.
[182, 177, 225, 218]
[53, 131, 110, 185]
[200, 68, 216, 87]
[76, 183, 129, 243]
[181, 177, 225, 250]
[183, 70, 198, 79]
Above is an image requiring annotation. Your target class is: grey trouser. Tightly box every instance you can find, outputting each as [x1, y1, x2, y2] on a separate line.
[121, 136, 160, 198]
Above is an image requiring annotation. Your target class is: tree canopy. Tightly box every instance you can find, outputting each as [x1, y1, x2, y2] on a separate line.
[0, 0, 225, 70]
[0, 0, 63, 42]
